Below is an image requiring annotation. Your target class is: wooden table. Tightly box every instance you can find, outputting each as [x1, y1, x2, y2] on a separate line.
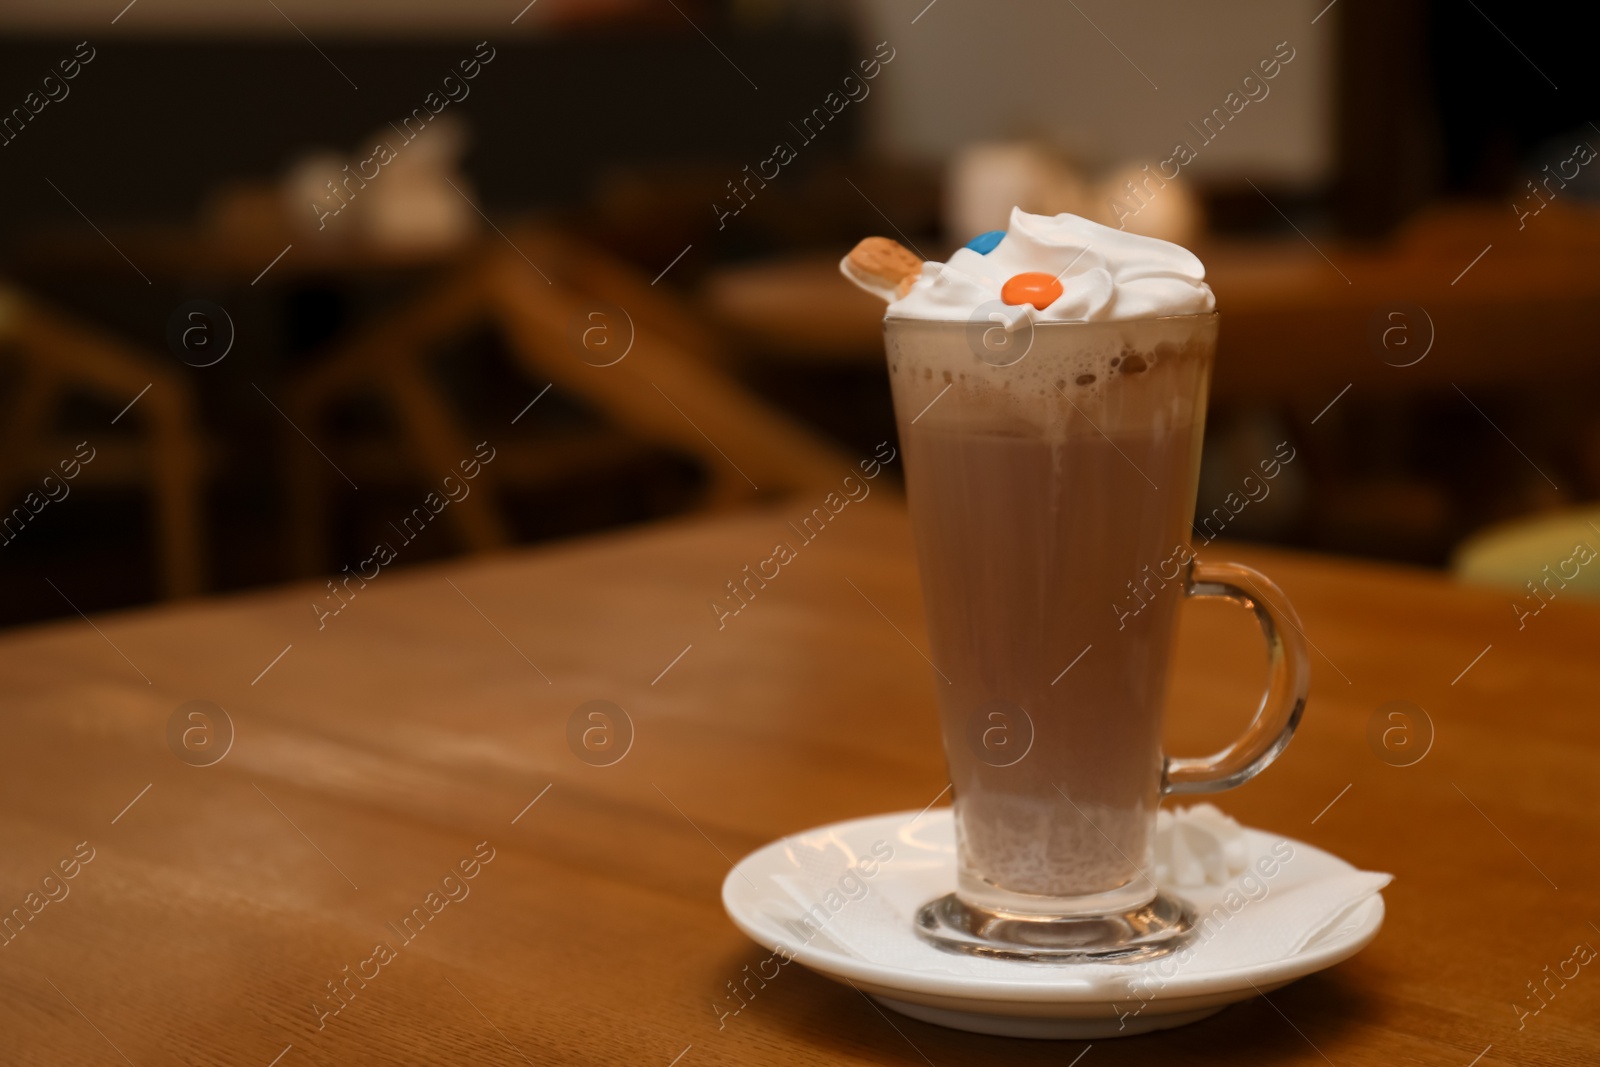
[2, 501, 1596, 1065]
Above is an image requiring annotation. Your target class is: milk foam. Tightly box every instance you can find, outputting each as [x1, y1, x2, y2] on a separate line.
[884, 314, 1214, 407]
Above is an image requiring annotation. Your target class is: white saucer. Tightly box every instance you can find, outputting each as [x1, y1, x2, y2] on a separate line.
[722, 809, 1384, 1039]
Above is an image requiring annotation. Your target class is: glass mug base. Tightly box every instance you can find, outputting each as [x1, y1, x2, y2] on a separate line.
[914, 892, 1196, 963]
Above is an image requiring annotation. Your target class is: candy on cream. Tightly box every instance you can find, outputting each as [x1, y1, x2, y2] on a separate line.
[885, 207, 1215, 325]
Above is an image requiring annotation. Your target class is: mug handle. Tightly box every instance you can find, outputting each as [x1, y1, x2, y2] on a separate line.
[1162, 559, 1311, 795]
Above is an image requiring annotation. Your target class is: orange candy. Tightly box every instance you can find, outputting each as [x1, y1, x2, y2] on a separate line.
[1000, 271, 1063, 310]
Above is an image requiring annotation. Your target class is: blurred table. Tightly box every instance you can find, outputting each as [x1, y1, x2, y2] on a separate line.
[702, 204, 1600, 404]
[1, 502, 1596, 1065]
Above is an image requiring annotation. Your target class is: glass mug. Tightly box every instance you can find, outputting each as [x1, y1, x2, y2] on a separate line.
[883, 311, 1309, 961]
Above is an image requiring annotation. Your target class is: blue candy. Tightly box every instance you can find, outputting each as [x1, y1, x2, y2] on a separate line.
[963, 230, 1005, 255]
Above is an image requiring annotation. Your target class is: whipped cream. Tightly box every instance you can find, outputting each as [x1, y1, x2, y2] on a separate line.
[1152, 803, 1250, 888]
[888, 208, 1215, 324]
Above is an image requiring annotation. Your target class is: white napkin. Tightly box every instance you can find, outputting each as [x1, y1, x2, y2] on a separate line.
[768, 804, 1391, 984]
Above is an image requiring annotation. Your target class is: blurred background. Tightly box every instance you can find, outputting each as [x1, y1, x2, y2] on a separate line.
[1, 0, 1597, 626]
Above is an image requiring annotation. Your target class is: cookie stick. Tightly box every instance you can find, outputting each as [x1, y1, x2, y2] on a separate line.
[839, 237, 923, 303]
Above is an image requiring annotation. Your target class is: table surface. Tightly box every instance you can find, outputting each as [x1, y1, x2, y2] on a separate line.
[2, 501, 1596, 1065]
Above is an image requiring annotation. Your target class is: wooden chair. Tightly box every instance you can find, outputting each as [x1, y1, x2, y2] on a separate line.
[0, 284, 207, 598]
[282, 227, 854, 575]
